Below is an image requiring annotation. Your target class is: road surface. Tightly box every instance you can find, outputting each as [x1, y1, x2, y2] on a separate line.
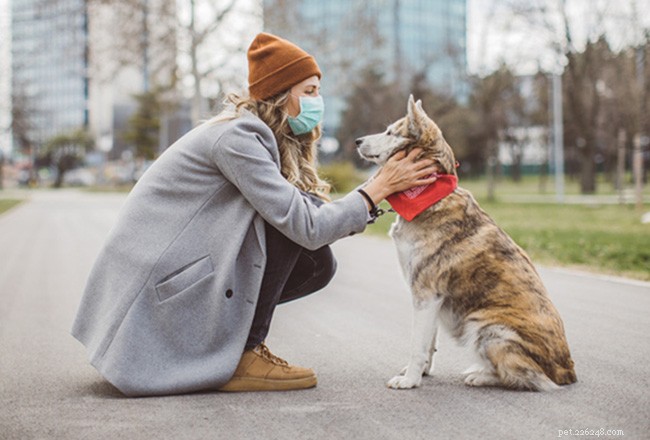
[1, 190, 648, 439]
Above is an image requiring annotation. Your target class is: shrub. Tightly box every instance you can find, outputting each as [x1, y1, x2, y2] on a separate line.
[318, 161, 367, 194]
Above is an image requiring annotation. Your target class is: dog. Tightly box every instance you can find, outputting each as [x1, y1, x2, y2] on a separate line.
[356, 95, 577, 391]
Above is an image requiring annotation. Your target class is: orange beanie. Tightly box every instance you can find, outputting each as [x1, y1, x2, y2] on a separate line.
[247, 32, 321, 100]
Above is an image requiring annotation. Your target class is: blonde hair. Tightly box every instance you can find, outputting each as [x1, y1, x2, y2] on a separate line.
[209, 92, 331, 201]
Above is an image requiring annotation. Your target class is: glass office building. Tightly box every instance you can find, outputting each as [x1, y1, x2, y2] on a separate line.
[263, 0, 467, 133]
[11, 0, 89, 150]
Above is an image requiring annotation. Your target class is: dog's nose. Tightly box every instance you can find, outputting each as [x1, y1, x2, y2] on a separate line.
[355, 138, 363, 147]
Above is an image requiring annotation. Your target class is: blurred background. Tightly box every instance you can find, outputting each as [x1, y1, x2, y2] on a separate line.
[0, 0, 647, 195]
[0, 1, 649, 281]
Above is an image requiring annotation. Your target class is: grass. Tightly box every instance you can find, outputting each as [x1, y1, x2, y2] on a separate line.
[461, 174, 650, 199]
[365, 197, 650, 282]
[0, 199, 23, 215]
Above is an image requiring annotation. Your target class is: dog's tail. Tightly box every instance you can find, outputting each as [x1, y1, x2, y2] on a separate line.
[485, 340, 560, 391]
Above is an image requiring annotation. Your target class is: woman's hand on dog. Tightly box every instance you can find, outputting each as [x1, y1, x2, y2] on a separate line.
[361, 148, 438, 207]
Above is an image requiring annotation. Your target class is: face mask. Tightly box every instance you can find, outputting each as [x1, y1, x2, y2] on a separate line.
[288, 95, 324, 135]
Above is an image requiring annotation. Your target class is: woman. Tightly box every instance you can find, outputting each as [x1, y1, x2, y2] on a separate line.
[72, 32, 437, 396]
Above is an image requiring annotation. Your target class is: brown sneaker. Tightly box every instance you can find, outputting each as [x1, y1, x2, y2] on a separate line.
[218, 343, 317, 392]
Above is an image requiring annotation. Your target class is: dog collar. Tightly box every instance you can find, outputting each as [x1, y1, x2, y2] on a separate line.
[386, 174, 458, 221]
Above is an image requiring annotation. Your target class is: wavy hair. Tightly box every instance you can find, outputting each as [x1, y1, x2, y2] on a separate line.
[209, 91, 331, 201]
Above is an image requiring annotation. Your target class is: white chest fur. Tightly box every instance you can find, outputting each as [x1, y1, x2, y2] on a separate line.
[389, 216, 418, 285]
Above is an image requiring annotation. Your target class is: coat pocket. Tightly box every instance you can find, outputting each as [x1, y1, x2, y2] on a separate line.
[155, 255, 214, 302]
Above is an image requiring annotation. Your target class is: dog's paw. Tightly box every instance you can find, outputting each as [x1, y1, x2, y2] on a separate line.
[400, 361, 433, 377]
[464, 371, 500, 388]
[387, 374, 421, 389]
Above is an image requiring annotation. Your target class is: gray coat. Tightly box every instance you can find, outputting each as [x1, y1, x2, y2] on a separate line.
[71, 112, 368, 396]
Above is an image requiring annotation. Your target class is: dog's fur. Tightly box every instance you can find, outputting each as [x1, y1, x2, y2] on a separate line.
[357, 95, 577, 391]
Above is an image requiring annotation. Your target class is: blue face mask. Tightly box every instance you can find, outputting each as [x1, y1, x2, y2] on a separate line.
[288, 95, 324, 135]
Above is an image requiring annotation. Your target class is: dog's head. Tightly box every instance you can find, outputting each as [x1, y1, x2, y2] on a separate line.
[356, 95, 457, 175]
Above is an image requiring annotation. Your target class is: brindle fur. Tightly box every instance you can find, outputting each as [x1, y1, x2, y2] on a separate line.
[357, 95, 577, 391]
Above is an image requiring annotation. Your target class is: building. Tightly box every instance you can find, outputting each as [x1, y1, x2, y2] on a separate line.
[11, 0, 89, 151]
[10, 0, 184, 170]
[263, 0, 468, 135]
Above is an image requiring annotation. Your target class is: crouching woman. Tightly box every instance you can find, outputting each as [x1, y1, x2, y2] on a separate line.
[71, 32, 436, 396]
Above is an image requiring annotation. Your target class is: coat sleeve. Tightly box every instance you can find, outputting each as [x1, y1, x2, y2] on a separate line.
[211, 117, 369, 250]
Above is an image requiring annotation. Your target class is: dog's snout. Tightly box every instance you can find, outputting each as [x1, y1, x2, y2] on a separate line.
[355, 138, 363, 147]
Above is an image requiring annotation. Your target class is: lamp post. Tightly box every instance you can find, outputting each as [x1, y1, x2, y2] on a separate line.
[552, 72, 565, 203]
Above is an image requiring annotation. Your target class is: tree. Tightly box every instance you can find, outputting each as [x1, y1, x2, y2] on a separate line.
[184, 0, 257, 124]
[560, 37, 612, 193]
[44, 130, 94, 188]
[88, 0, 178, 87]
[9, 87, 37, 157]
[89, 0, 257, 125]
[6, 86, 40, 186]
[469, 65, 521, 199]
[409, 73, 482, 178]
[122, 87, 177, 160]
[336, 66, 404, 167]
[504, 0, 649, 194]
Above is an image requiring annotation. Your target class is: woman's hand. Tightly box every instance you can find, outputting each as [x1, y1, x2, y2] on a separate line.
[360, 148, 438, 207]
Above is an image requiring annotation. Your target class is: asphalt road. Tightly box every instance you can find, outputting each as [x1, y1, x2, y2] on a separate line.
[1, 190, 648, 440]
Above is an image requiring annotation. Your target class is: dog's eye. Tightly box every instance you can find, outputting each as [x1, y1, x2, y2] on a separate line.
[386, 130, 392, 136]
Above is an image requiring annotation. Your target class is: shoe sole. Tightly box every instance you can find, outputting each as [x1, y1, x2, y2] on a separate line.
[219, 375, 317, 392]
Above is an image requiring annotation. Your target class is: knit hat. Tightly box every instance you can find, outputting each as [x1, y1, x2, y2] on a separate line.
[247, 32, 321, 100]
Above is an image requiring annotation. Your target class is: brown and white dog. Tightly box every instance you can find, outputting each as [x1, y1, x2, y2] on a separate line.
[357, 95, 577, 391]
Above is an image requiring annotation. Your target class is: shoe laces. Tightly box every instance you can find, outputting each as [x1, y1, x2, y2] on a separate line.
[257, 343, 289, 366]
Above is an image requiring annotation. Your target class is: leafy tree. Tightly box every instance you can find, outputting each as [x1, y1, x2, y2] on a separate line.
[122, 89, 164, 160]
[44, 129, 94, 188]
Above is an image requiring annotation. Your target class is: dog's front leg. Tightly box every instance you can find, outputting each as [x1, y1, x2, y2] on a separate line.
[399, 325, 437, 376]
[387, 297, 440, 389]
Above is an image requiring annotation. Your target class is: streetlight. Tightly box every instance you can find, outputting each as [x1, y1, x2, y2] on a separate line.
[552, 72, 565, 203]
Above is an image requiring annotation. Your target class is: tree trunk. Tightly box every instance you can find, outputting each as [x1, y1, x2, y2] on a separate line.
[511, 144, 523, 182]
[189, 0, 202, 126]
[486, 139, 498, 201]
[54, 166, 64, 188]
[579, 143, 597, 194]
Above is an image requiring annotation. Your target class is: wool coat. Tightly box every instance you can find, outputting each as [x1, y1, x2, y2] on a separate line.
[71, 112, 369, 396]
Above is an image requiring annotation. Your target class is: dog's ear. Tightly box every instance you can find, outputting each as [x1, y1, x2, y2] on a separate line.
[407, 95, 416, 122]
[415, 99, 428, 118]
[407, 95, 432, 138]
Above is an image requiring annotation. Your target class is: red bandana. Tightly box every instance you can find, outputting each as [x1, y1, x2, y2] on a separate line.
[386, 174, 458, 221]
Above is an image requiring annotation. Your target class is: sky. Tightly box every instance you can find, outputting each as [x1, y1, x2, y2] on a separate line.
[1, 0, 649, 155]
[467, 0, 650, 74]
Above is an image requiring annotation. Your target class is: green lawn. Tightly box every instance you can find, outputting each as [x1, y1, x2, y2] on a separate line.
[0, 199, 22, 215]
[461, 174, 650, 199]
[366, 199, 650, 281]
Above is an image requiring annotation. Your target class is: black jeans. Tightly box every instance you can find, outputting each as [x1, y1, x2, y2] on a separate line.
[245, 197, 337, 349]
